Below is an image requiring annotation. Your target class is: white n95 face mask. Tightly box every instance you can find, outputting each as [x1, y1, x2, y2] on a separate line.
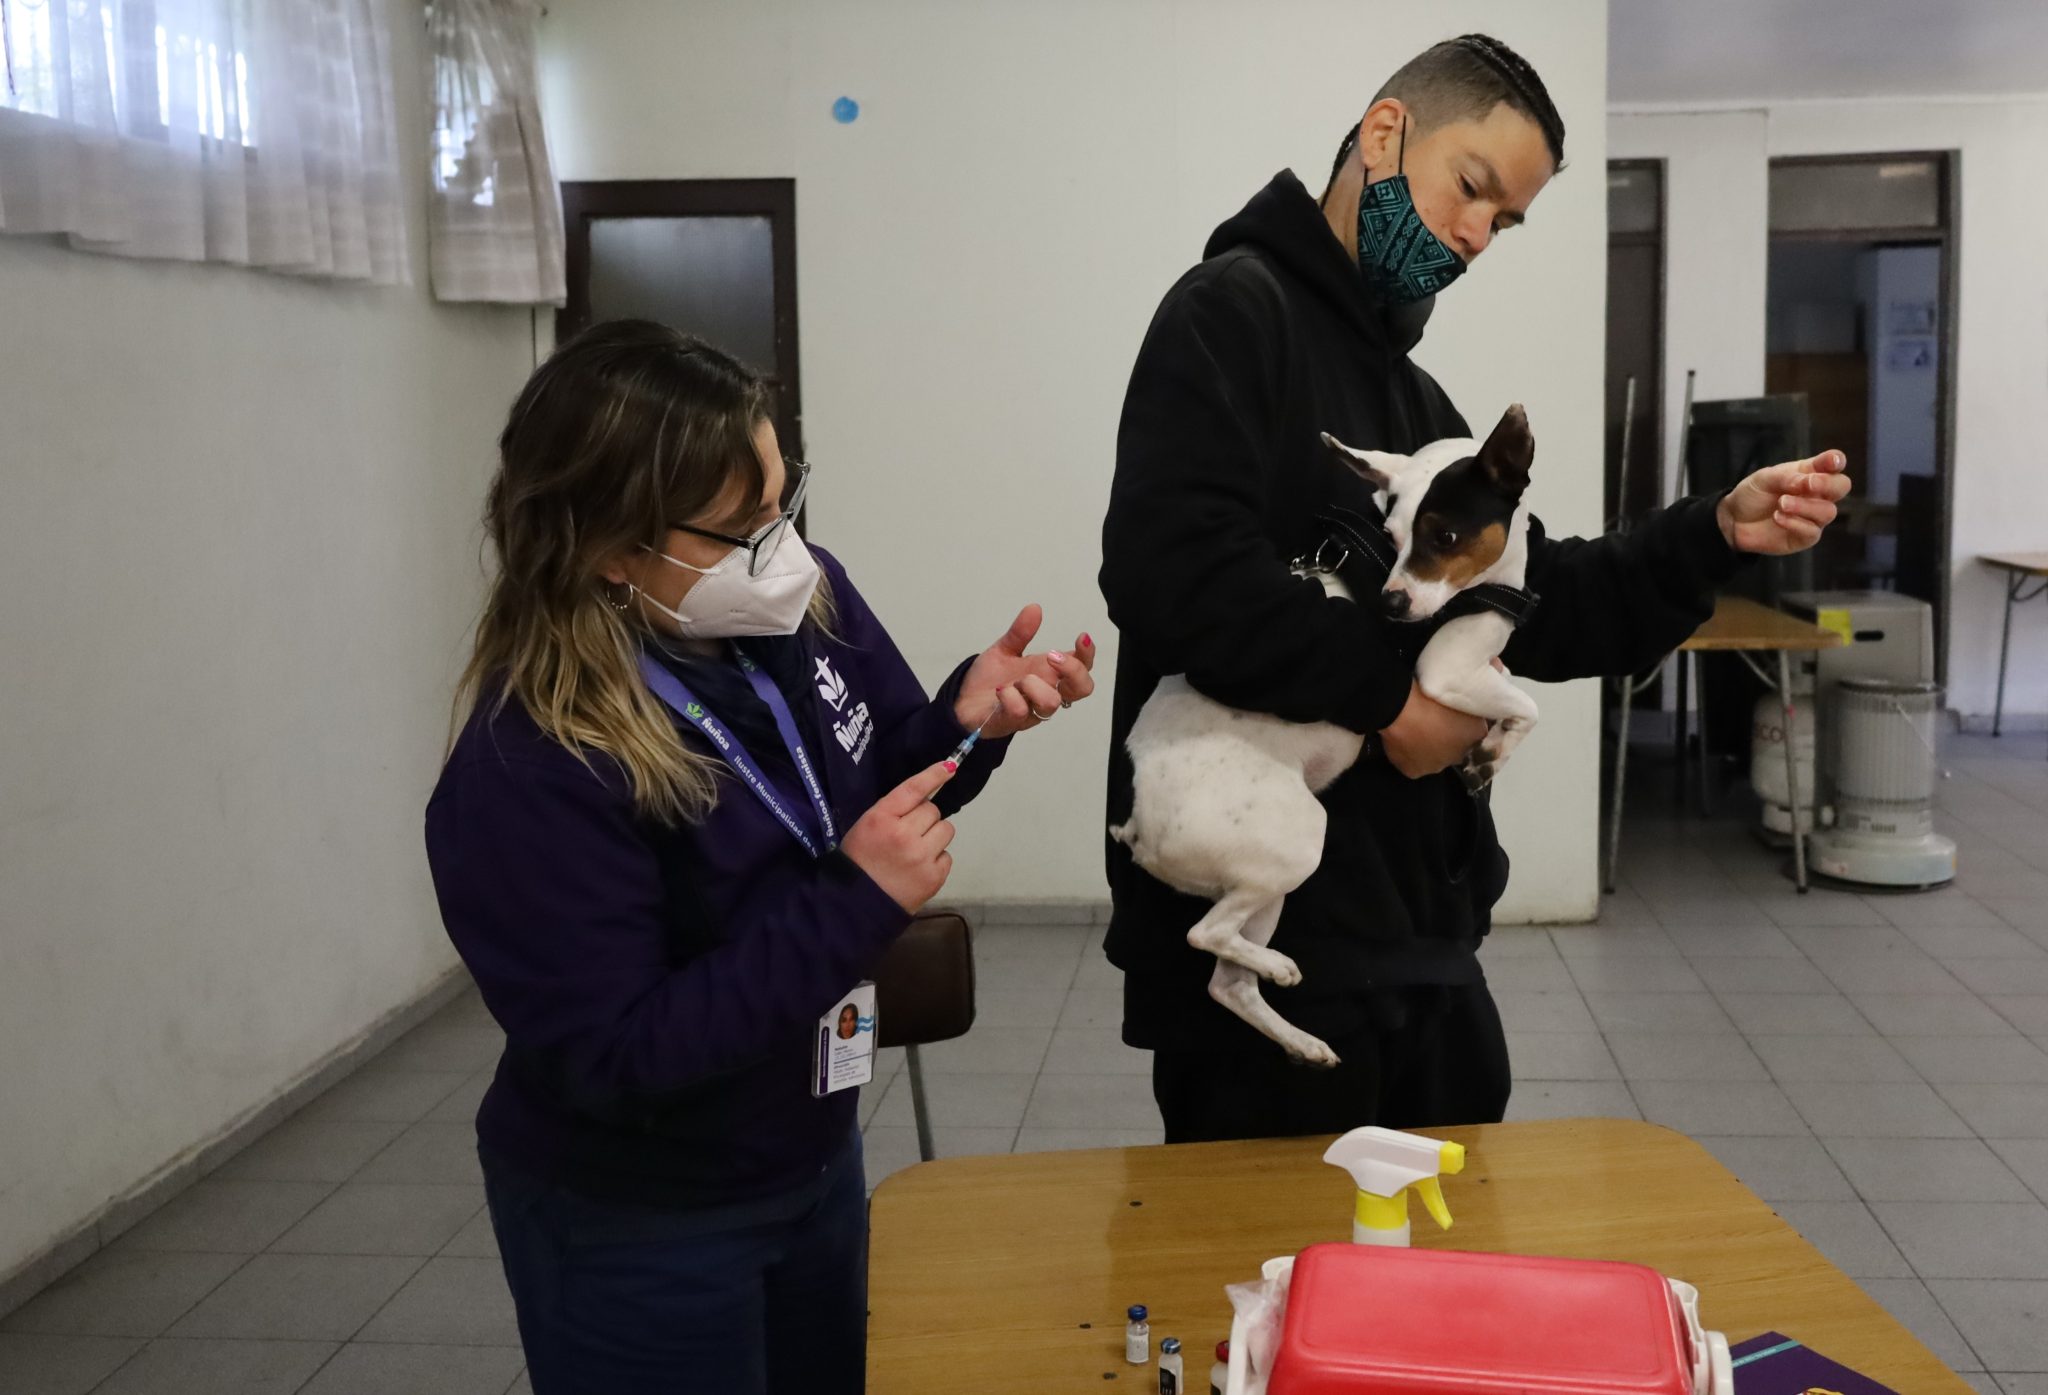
[633, 530, 821, 639]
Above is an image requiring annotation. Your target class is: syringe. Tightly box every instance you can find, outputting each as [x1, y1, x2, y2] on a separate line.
[943, 701, 1003, 772]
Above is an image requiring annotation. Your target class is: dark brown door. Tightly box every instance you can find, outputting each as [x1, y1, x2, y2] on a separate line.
[559, 180, 803, 456]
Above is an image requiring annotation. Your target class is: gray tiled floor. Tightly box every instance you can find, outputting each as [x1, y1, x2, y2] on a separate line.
[4, 736, 2047, 1391]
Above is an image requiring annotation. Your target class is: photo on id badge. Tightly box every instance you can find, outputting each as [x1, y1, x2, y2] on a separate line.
[814, 982, 878, 1096]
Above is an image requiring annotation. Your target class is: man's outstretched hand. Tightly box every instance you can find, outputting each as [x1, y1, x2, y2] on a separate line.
[1718, 450, 1852, 555]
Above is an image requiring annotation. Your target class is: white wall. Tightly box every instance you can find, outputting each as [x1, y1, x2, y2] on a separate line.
[0, 5, 534, 1287]
[540, 0, 1614, 920]
[1610, 96, 2048, 722]
[1610, 0, 2048, 106]
[1609, 110, 1770, 504]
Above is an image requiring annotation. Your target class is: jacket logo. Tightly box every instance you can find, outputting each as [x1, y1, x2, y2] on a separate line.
[815, 657, 850, 712]
[834, 702, 873, 763]
[684, 702, 705, 720]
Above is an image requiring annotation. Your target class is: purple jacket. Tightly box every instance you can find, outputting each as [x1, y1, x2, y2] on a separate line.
[424, 548, 1006, 1206]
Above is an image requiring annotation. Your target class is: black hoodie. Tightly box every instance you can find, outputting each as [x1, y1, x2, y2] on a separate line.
[1099, 171, 1746, 1054]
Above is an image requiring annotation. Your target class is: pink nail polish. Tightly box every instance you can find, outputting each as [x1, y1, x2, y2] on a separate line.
[943, 760, 958, 773]
[1049, 650, 1066, 664]
[1080, 634, 1094, 649]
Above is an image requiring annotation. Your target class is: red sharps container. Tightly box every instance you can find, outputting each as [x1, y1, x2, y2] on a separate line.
[1266, 1243, 1729, 1395]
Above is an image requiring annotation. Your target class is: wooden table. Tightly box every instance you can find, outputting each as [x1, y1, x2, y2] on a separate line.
[1681, 594, 1844, 653]
[1606, 596, 1843, 895]
[1982, 553, 2048, 743]
[868, 1120, 1969, 1394]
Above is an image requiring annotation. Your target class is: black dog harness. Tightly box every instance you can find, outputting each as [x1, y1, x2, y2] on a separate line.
[1304, 502, 1541, 627]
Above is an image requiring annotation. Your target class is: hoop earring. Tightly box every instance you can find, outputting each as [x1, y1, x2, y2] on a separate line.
[605, 584, 631, 613]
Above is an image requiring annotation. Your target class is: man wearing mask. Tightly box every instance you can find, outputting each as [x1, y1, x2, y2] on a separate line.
[1099, 34, 1849, 1142]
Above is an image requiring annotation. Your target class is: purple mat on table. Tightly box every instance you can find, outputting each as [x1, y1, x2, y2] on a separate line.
[1730, 1331, 1902, 1394]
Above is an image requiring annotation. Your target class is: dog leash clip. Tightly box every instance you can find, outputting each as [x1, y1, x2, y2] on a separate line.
[1291, 537, 1351, 577]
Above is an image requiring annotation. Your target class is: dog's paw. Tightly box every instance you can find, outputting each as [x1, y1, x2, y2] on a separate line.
[1269, 951, 1304, 987]
[1288, 1037, 1341, 1069]
[1459, 760, 1497, 794]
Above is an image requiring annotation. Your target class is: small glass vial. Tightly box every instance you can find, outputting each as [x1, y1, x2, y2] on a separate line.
[1210, 1340, 1230, 1395]
[1124, 1305, 1150, 1365]
[1159, 1336, 1184, 1394]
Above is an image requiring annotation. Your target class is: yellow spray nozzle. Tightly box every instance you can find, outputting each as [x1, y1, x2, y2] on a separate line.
[1324, 1127, 1468, 1244]
[1353, 1175, 1455, 1234]
[1415, 1175, 1454, 1231]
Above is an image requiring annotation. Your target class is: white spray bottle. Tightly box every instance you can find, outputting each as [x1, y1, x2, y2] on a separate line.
[1321, 1126, 1466, 1247]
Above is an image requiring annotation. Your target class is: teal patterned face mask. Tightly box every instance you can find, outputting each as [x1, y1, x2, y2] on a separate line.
[1355, 120, 1466, 306]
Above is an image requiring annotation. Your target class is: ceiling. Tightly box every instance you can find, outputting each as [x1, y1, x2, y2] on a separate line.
[1610, 0, 2048, 106]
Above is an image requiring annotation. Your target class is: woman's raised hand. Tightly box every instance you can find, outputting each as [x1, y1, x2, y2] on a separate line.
[957, 605, 1097, 738]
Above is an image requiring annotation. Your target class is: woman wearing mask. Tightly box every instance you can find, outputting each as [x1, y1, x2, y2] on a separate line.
[426, 321, 1094, 1393]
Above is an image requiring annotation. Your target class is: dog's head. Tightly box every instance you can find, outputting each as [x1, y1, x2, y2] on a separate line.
[1320, 404, 1535, 621]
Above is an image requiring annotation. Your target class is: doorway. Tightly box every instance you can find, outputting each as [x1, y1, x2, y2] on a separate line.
[1763, 153, 1957, 679]
[559, 179, 804, 457]
[1606, 160, 1665, 531]
[1604, 159, 1668, 735]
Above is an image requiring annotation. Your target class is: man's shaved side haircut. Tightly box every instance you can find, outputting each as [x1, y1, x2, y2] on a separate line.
[1322, 33, 1566, 199]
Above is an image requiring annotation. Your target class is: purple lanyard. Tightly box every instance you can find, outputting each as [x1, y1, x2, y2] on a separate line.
[637, 647, 840, 857]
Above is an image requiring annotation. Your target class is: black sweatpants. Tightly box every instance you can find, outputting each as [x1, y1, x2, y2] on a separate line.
[1149, 982, 1511, 1143]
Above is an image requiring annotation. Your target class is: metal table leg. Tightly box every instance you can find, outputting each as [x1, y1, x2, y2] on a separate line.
[1605, 671, 1638, 895]
[1995, 571, 2018, 737]
[1695, 652, 1714, 816]
[1675, 651, 1690, 805]
[1779, 650, 1809, 893]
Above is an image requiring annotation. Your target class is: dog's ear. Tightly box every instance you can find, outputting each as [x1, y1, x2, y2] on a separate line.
[1321, 431, 1402, 491]
[1475, 404, 1534, 498]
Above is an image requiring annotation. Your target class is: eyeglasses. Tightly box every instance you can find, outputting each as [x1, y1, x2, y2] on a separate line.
[669, 459, 811, 577]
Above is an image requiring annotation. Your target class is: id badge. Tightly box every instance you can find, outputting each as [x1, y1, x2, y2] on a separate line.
[813, 981, 878, 1097]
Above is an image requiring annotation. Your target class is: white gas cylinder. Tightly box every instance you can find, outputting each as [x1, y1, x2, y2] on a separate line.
[1751, 681, 1818, 835]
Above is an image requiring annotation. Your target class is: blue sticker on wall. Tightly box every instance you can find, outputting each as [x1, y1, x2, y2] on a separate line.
[831, 96, 860, 124]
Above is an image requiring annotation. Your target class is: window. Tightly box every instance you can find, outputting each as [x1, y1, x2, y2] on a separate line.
[2, 0, 254, 144]
[0, 0, 406, 284]
[149, 6, 256, 144]
[425, 0, 564, 303]
[1, 0, 61, 117]
[1607, 163, 1662, 238]
[430, 33, 499, 208]
[1769, 156, 1943, 235]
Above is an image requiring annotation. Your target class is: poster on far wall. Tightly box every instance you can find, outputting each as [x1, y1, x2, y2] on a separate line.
[1884, 298, 1936, 336]
[1884, 338, 1935, 372]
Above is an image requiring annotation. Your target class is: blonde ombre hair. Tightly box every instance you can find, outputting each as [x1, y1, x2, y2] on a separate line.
[455, 321, 831, 824]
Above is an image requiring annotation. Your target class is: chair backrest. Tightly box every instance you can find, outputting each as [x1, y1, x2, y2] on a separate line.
[871, 908, 977, 1049]
[1895, 472, 1939, 605]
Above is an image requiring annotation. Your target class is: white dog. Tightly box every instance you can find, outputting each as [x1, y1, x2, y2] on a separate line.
[1110, 405, 1540, 1066]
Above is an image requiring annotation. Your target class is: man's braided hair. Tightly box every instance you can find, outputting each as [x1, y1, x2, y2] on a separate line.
[1323, 34, 1566, 198]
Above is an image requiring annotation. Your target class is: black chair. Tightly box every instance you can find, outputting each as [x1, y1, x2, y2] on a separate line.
[870, 909, 977, 1162]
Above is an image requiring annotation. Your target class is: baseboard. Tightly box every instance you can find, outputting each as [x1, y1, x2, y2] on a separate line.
[0, 962, 472, 1322]
[948, 899, 1113, 927]
[1953, 711, 2048, 735]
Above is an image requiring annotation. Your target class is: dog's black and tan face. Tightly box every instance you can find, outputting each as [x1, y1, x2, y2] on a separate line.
[1321, 404, 1535, 621]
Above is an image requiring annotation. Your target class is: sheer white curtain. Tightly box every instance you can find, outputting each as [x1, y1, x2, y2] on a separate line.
[426, 0, 561, 304]
[0, 0, 407, 284]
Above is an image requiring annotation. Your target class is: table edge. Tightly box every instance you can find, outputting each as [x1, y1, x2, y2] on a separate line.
[870, 1118, 1729, 1200]
[1979, 552, 2048, 575]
